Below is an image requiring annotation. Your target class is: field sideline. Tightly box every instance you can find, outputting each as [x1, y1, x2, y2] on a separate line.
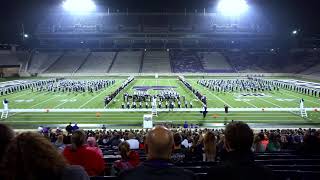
[1, 77, 320, 129]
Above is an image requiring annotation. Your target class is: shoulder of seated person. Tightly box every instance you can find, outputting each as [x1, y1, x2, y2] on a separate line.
[61, 165, 89, 180]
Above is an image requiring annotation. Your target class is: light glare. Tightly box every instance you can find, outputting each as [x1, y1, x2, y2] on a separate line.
[63, 0, 96, 13]
[217, 0, 249, 16]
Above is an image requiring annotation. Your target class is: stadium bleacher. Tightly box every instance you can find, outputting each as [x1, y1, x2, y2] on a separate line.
[28, 51, 63, 74]
[141, 51, 171, 73]
[109, 51, 142, 73]
[199, 52, 235, 73]
[76, 52, 116, 73]
[170, 50, 204, 73]
[44, 51, 90, 73]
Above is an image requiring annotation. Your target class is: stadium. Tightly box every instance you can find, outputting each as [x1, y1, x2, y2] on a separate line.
[0, 0, 319, 179]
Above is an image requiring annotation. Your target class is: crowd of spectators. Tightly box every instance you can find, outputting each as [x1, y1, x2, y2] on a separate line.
[0, 122, 320, 180]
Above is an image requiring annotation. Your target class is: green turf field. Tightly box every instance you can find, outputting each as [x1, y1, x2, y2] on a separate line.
[1, 77, 320, 129]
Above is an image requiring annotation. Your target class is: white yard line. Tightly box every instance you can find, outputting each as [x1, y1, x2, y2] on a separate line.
[31, 95, 66, 108]
[8, 118, 302, 122]
[105, 80, 136, 109]
[242, 100, 258, 108]
[197, 83, 232, 108]
[54, 94, 81, 108]
[257, 97, 282, 108]
[9, 91, 34, 100]
[282, 90, 320, 105]
[174, 79, 206, 106]
[10, 115, 298, 118]
[79, 88, 110, 108]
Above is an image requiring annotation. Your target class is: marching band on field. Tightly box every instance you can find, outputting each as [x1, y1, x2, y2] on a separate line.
[197, 78, 320, 97]
[0, 79, 115, 96]
[119, 88, 193, 109]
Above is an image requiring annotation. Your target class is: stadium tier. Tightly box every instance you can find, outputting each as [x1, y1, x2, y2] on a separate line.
[76, 52, 116, 73]
[141, 51, 171, 73]
[109, 51, 142, 73]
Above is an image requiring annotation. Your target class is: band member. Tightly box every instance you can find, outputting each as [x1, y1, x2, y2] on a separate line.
[300, 98, 304, 109]
[3, 98, 8, 111]
[224, 105, 229, 114]
[201, 105, 208, 119]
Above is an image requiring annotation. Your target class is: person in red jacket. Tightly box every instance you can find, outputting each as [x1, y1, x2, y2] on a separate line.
[112, 141, 140, 175]
[63, 130, 105, 176]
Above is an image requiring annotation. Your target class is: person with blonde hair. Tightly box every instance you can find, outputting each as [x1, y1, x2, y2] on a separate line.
[87, 137, 103, 157]
[0, 132, 89, 180]
[203, 131, 216, 162]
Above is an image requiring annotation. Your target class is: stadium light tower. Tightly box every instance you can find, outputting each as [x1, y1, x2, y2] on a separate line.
[217, 0, 249, 16]
[292, 30, 298, 35]
[62, 0, 96, 13]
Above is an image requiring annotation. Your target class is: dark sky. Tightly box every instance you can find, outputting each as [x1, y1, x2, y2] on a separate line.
[0, 0, 319, 44]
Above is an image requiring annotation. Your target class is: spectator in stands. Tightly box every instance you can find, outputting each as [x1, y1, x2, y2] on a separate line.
[189, 134, 204, 161]
[139, 136, 146, 150]
[55, 134, 66, 152]
[298, 129, 320, 154]
[87, 137, 103, 157]
[126, 132, 139, 150]
[171, 133, 188, 163]
[0, 132, 89, 180]
[181, 135, 191, 148]
[63, 130, 105, 176]
[73, 123, 79, 131]
[0, 124, 14, 161]
[254, 132, 269, 152]
[66, 122, 73, 134]
[206, 122, 273, 180]
[120, 126, 195, 180]
[107, 133, 122, 147]
[203, 131, 216, 162]
[112, 141, 140, 176]
[183, 121, 188, 128]
[267, 133, 281, 152]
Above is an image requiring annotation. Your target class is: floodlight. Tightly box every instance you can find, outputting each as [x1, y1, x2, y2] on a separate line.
[292, 30, 298, 35]
[23, 34, 29, 38]
[63, 0, 96, 13]
[217, 0, 249, 16]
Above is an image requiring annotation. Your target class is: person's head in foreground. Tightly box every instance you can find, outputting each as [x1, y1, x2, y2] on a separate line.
[120, 126, 195, 180]
[87, 136, 97, 147]
[145, 125, 174, 160]
[118, 141, 131, 160]
[0, 132, 89, 180]
[71, 130, 87, 151]
[0, 124, 14, 161]
[224, 121, 253, 153]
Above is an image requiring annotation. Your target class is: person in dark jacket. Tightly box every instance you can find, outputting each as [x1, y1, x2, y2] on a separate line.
[206, 121, 273, 180]
[120, 126, 196, 180]
[66, 123, 73, 134]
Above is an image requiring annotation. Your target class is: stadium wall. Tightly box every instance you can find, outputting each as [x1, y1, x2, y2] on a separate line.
[34, 72, 294, 77]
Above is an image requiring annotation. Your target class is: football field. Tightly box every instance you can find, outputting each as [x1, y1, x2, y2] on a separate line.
[1, 77, 320, 129]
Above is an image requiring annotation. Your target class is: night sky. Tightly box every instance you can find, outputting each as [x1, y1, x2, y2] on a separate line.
[0, 0, 319, 44]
